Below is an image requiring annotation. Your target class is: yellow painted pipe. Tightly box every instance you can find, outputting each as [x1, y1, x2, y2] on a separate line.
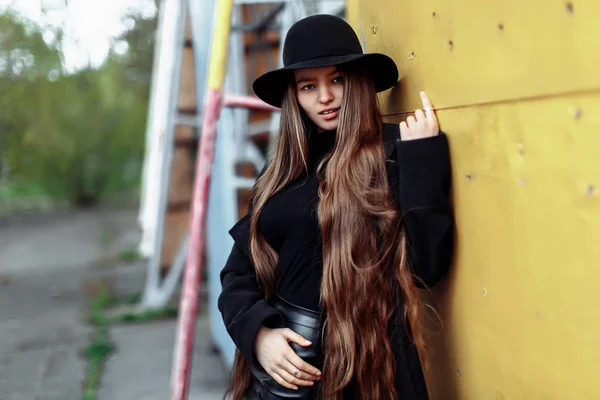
[207, 0, 234, 90]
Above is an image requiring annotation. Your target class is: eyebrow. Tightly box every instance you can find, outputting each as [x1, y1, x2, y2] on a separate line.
[295, 68, 340, 85]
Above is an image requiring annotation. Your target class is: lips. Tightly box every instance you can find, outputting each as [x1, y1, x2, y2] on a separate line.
[319, 107, 340, 120]
[319, 107, 340, 115]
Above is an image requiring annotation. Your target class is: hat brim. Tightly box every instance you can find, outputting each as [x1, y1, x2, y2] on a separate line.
[252, 53, 399, 108]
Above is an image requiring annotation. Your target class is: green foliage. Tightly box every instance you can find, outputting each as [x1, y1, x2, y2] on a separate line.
[13, 63, 147, 205]
[117, 246, 141, 262]
[81, 277, 177, 400]
[0, 7, 157, 207]
[110, 306, 178, 324]
[0, 10, 63, 79]
[2, 180, 45, 198]
[89, 283, 115, 325]
[82, 328, 114, 360]
[83, 283, 115, 400]
[123, 292, 142, 304]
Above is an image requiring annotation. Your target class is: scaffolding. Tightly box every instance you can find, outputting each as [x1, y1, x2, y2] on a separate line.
[137, 0, 344, 398]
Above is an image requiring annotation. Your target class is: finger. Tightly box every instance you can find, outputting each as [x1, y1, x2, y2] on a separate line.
[278, 365, 315, 387]
[269, 370, 299, 390]
[414, 108, 426, 122]
[285, 350, 322, 377]
[281, 328, 312, 346]
[282, 360, 320, 381]
[399, 121, 409, 139]
[406, 116, 417, 129]
[420, 91, 436, 122]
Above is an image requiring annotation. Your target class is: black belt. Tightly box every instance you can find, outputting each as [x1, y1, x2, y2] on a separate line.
[246, 295, 322, 400]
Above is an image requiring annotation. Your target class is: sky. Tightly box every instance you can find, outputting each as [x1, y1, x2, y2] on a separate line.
[0, 0, 157, 72]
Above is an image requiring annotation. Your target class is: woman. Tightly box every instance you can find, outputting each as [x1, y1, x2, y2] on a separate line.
[218, 14, 453, 400]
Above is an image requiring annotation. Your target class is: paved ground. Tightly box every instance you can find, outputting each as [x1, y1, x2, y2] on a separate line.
[0, 267, 91, 400]
[0, 208, 229, 400]
[98, 313, 229, 400]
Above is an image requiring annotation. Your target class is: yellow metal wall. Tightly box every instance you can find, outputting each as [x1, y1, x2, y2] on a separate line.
[349, 1, 600, 398]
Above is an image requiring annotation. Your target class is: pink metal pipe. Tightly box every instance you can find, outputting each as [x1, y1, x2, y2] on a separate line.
[170, 89, 222, 400]
[170, 0, 233, 396]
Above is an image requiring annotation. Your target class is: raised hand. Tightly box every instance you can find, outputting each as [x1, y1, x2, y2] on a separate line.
[399, 91, 440, 141]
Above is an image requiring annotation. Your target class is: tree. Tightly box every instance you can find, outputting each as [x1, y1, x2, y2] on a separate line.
[0, 7, 155, 207]
[0, 10, 64, 194]
[112, 2, 161, 94]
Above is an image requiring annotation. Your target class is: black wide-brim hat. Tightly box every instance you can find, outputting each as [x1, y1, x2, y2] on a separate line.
[252, 14, 399, 108]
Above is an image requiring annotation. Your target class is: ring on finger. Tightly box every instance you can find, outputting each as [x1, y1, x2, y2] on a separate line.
[293, 368, 300, 376]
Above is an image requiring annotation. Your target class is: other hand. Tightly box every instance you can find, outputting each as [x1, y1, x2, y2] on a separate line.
[399, 91, 440, 141]
[254, 326, 322, 390]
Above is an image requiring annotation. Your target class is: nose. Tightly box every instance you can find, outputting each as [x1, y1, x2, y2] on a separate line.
[318, 84, 334, 104]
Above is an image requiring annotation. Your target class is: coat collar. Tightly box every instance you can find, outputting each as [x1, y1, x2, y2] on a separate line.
[382, 122, 400, 160]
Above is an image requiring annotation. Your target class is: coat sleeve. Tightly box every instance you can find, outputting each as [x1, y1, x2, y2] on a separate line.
[217, 199, 284, 365]
[385, 128, 454, 288]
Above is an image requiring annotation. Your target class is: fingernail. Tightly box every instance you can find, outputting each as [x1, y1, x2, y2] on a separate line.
[293, 386, 298, 390]
[305, 340, 312, 345]
[316, 371, 322, 376]
[309, 382, 314, 386]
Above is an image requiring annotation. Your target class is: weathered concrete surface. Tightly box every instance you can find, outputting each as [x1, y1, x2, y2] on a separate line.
[98, 312, 229, 400]
[0, 208, 141, 276]
[0, 269, 91, 400]
[0, 208, 229, 400]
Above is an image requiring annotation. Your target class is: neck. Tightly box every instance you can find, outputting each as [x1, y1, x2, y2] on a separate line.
[313, 124, 335, 135]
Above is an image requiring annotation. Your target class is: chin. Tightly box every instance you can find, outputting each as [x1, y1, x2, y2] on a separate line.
[316, 120, 339, 132]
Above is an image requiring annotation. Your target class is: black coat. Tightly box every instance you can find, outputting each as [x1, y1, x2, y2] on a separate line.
[218, 123, 454, 399]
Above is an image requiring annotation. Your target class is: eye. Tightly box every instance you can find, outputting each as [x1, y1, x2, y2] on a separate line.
[300, 84, 315, 91]
[332, 75, 344, 84]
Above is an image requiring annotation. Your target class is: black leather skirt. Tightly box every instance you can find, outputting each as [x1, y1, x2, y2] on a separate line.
[245, 295, 322, 400]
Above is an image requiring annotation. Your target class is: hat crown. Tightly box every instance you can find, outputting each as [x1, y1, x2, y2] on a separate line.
[282, 15, 363, 66]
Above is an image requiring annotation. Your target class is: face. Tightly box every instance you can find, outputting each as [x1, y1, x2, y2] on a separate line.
[294, 66, 344, 132]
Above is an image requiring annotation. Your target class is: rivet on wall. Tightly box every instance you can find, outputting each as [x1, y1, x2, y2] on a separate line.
[483, 288, 488, 296]
[498, 23, 504, 32]
[456, 369, 461, 376]
[407, 52, 416, 60]
[566, 1, 574, 13]
[573, 108, 582, 120]
[432, 11, 437, 17]
[465, 174, 473, 182]
[448, 40, 454, 51]
[371, 26, 378, 35]
[587, 185, 595, 196]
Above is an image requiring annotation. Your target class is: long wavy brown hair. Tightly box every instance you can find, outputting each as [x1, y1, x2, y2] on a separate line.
[225, 66, 427, 400]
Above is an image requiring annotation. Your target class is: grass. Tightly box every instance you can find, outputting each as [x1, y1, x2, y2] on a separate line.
[81, 287, 178, 400]
[82, 328, 113, 400]
[1, 178, 140, 215]
[123, 292, 142, 304]
[82, 283, 115, 400]
[117, 246, 140, 263]
[109, 306, 178, 324]
[1, 180, 47, 199]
